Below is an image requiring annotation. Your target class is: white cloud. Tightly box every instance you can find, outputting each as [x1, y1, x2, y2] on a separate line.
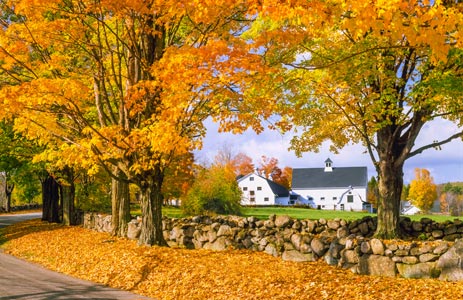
[198, 118, 463, 184]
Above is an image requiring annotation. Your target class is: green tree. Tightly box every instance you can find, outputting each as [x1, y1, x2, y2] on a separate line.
[183, 164, 242, 216]
[408, 168, 437, 212]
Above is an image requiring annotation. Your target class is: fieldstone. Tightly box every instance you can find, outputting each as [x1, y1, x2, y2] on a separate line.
[420, 218, 433, 225]
[264, 220, 275, 229]
[306, 220, 317, 233]
[217, 224, 233, 237]
[370, 239, 385, 255]
[432, 230, 444, 239]
[275, 215, 293, 228]
[412, 221, 423, 232]
[444, 225, 458, 235]
[291, 234, 303, 251]
[402, 256, 418, 264]
[345, 238, 356, 250]
[203, 236, 230, 251]
[127, 221, 141, 239]
[340, 249, 359, 264]
[395, 249, 409, 256]
[337, 226, 349, 239]
[360, 241, 372, 254]
[264, 243, 279, 257]
[419, 253, 439, 263]
[311, 237, 327, 257]
[397, 262, 440, 279]
[437, 239, 463, 281]
[358, 222, 370, 235]
[444, 234, 461, 241]
[327, 219, 340, 230]
[282, 250, 315, 262]
[433, 243, 449, 255]
[358, 255, 396, 277]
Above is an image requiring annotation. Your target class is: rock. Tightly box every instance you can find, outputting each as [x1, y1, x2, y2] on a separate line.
[432, 230, 444, 239]
[264, 220, 275, 229]
[402, 256, 418, 264]
[310, 238, 327, 257]
[204, 236, 230, 251]
[282, 250, 314, 262]
[437, 239, 463, 281]
[275, 215, 293, 228]
[127, 221, 141, 240]
[444, 225, 458, 235]
[217, 225, 233, 237]
[306, 220, 317, 233]
[340, 249, 359, 265]
[433, 243, 449, 255]
[358, 222, 370, 235]
[412, 221, 423, 232]
[370, 239, 385, 255]
[291, 233, 303, 251]
[419, 253, 439, 263]
[358, 255, 396, 277]
[397, 262, 440, 279]
[420, 218, 433, 225]
[264, 243, 279, 257]
[327, 219, 340, 230]
[337, 226, 349, 239]
[360, 241, 372, 254]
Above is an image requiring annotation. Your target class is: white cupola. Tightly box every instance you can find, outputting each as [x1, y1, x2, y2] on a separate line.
[324, 158, 333, 172]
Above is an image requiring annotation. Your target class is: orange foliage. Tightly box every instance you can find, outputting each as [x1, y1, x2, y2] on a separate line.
[3, 219, 463, 300]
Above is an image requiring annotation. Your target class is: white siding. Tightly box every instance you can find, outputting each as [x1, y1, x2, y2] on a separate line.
[292, 187, 367, 211]
[238, 174, 289, 206]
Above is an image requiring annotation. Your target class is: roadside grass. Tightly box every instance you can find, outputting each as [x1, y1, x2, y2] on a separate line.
[156, 205, 462, 223]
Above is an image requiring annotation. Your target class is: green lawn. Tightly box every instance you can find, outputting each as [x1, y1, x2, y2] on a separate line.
[158, 206, 462, 223]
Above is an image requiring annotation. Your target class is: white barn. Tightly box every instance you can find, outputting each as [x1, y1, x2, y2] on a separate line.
[237, 173, 290, 206]
[291, 159, 371, 212]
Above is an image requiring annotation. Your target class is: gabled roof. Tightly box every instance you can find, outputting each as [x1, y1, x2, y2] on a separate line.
[292, 167, 367, 189]
[238, 173, 289, 197]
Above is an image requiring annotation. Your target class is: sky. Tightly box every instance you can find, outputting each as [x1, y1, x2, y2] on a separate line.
[197, 118, 463, 185]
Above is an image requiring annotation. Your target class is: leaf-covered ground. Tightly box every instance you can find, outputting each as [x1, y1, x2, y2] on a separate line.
[2, 219, 463, 300]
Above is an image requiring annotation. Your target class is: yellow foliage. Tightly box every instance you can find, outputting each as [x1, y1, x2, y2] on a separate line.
[3, 219, 463, 299]
[408, 168, 438, 212]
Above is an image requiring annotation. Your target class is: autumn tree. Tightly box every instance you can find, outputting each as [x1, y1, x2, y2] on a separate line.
[408, 168, 437, 212]
[182, 163, 242, 216]
[243, 1, 463, 238]
[441, 183, 463, 216]
[0, 0, 263, 245]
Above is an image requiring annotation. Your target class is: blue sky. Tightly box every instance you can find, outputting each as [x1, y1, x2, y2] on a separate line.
[197, 118, 463, 184]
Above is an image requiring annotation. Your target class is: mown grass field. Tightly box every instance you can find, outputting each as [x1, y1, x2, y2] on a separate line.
[159, 206, 461, 223]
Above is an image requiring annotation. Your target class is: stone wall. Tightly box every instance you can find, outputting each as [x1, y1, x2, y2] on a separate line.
[83, 212, 463, 281]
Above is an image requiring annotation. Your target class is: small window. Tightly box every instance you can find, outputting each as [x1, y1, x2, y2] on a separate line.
[347, 195, 354, 203]
[333, 197, 337, 201]
[250, 190, 255, 196]
[322, 205, 325, 208]
[250, 197, 255, 202]
[257, 186, 262, 191]
[308, 197, 314, 201]
[264, 197, 269, 201]
[243, 187, 248, 191]
[321, 197, 325, 201]
[250, 177, 254, 181]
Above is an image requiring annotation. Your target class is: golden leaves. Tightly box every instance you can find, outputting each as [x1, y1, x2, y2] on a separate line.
[3, 219, 463, 300]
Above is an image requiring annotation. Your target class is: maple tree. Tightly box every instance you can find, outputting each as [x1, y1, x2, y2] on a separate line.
[0, 0, 265, 245]
[408, 168, 437, 212]
[182, 163, 242, 215]
[440, 183, 463, 215]
[242, 0, 463, 238]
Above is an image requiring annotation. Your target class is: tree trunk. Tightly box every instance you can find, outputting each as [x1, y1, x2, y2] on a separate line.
[111, 167, 131, 237]
[60, 168, 75, 226]
[4, 182, 13, 213]
[41, 174, 60, 223]
[374, 156, 405, 239]
[138, 171, 167, 246]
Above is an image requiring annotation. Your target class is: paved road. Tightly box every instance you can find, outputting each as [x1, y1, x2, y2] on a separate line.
[0, 213, 152, 300]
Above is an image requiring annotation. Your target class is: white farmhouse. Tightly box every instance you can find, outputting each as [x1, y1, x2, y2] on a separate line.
[237, 173, 290, 206]
[291, 159, 371, 212]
